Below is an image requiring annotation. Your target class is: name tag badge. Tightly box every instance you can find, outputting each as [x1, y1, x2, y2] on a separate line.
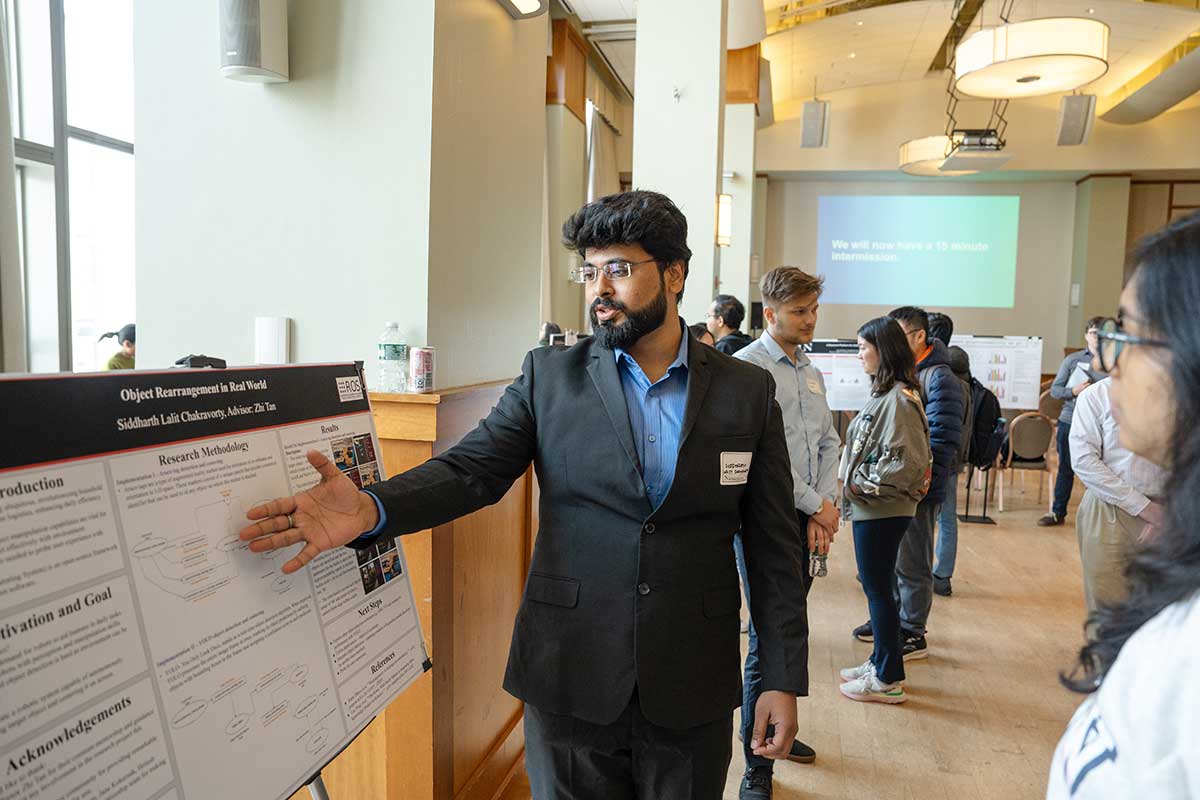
[807, 376, 823, 395]
[720, 451, 753, 485]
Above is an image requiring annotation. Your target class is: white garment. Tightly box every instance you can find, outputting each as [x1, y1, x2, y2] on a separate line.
[1047, 591, 1200, 799]
[1069, 379, 1167, 518]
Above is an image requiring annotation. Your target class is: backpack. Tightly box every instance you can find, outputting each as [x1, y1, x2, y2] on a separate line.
[966, 377, 1005, 468]
[917, 365, 972, 468]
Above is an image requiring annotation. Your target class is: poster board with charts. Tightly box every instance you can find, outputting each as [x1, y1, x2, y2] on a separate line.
[802, 339, 872, 411]
[950, 334, 1045, 410]
[0, 364, 429, 800]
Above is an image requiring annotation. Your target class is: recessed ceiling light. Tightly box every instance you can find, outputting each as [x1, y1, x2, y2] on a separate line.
[1087, 7, 1095, 12]
[849, 52, 857, 58]
[856, 20, 864, 26]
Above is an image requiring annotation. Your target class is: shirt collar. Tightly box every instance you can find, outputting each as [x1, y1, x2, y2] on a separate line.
[762, 330, 810, 367]
[613, 318, 690, 375]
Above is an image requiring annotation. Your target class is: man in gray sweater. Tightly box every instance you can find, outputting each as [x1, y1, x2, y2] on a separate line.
[1040, 316, 1108, 526]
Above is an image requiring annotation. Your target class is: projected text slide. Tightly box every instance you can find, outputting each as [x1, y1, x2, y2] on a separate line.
[817, 195, 1020, 308]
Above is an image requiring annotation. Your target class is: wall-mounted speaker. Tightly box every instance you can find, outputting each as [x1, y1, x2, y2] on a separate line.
[221, 0, 289, 83]
[801, 100, 829, 148]
[1057, 95, 1096, 146]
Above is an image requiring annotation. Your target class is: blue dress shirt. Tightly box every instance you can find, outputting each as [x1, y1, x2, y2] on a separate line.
[361, 321, 691, 535]
[613, 321, 690, 510]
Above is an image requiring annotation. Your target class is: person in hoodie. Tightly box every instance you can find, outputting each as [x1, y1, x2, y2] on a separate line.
[837, 316, 932, 704]
[927, 313, 972, 597]
[850, 306, 964, 660]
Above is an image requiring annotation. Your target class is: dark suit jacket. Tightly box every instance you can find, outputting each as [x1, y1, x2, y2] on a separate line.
[361, 333, 809, 729]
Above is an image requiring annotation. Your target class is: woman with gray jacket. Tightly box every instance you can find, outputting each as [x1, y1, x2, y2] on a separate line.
[838, 317, 932, 704]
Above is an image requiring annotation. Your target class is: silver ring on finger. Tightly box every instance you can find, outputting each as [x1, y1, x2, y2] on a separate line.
[287, 514, 295, 529]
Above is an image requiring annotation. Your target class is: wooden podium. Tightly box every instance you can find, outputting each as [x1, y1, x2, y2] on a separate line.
[290, 381, 535, 800]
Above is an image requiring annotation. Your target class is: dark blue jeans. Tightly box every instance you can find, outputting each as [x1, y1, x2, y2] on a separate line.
[1053, 421, 1074, 518]
[733, 511, 812, 773]
[854, 516, 911, 685]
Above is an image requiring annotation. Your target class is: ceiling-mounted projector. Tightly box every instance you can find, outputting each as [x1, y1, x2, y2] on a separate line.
[940, 128, 1013, 173]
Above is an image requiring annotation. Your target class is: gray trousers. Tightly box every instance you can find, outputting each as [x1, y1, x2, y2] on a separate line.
[893, 500, 940, 637]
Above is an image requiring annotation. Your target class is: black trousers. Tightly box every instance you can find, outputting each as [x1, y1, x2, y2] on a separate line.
[1053, 421, 1074, 518]
[523, 688, 733, 800]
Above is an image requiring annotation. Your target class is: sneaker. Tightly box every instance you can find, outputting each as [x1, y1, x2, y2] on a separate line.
[851, 620, 874, 642]
[788, 739, 816, 764]
[839, 660, 875, 683]
[839, 674, 907, 704]
[1037, 513, 1065, 527]
[738, 766, 773, 800]
[901, 632, 929, 661]
[933, 575, 952, 597]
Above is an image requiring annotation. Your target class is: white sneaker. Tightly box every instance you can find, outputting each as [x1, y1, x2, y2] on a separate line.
[839, 660, 875, 683]
[839, 674, 907, 704]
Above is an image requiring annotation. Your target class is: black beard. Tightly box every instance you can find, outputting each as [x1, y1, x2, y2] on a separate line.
[590, 284, 670, 351]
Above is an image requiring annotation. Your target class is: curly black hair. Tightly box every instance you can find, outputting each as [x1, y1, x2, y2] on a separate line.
[561, 190, 692, 302]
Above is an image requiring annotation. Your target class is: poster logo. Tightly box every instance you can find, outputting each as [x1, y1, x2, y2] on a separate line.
[336, 376, 364, 403]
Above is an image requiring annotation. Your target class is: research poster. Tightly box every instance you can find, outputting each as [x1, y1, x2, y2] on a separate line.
[803, 339, 872, 411]
[951, 335, 1044, 410]
[0, 364, 430, 800]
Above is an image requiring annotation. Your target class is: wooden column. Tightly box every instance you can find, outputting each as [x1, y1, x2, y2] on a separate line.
[290, 382, 533, 800]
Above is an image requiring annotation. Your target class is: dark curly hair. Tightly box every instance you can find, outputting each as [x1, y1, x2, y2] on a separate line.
[561, 190, 692, 302]
[1063, 209, 1200, 694]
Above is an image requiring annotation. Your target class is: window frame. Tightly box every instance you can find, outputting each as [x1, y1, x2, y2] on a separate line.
[6, 0, 134, 371]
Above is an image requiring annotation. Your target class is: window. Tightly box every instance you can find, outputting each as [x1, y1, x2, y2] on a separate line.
[3, 0, 133, 373]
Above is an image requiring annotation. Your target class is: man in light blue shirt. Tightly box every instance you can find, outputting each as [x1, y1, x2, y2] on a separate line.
[732, 267, 840, 796]
[614, 321, 690, 510]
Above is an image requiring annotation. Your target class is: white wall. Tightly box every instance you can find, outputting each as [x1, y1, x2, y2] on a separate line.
[718, 103, 757, 318]
[425, 5, 547, 388]
[765, 179, 1077, 371]
[135, 0, 435, 369]
[633, 0, 728, 324]
[758, 76, 1200, 174]
[545, 106, 586, 331]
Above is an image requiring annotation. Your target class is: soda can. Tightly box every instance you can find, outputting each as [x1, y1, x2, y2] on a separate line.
[409, 347, 436, 393]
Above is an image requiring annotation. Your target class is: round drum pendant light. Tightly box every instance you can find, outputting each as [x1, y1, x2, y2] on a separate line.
[898, 135, 977, 177]
[954, 18, 1109, 99]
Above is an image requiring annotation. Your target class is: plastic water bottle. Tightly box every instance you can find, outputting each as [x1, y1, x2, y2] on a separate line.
[377, 323, 409, 393]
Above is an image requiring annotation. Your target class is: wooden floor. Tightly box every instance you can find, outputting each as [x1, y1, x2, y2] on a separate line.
[503, 472, 1090, 800]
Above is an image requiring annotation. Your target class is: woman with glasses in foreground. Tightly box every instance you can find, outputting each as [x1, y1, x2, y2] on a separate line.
[1048, 211, 1200, 799]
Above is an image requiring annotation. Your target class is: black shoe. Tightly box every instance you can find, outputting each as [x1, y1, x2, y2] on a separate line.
[901, 631, 929, 661]
[933, 576, 952, 597]
[1037, 513, 1065, 527]
[739, 766, 773, 800]
[852, 620, 874, 642]
[788, 739, 816, 764]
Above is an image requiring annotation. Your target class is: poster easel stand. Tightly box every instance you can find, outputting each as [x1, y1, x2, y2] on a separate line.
[301, 714, 375, 800]
[959, 464, 997, 525]
[305, 773, 331, 800]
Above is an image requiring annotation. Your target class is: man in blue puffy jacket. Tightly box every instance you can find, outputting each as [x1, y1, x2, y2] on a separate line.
[851, 307, 964, 660]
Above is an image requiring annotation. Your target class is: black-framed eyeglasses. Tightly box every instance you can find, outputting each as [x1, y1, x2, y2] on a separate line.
[570, 258, 657, 284]
[1096, 317, 1169, 372]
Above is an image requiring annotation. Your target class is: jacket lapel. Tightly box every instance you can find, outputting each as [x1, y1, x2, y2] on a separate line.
[587, 340, 644, 480]
[678, 336, 713, 448]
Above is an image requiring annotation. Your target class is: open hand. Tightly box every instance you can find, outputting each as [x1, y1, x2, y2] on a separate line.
[238, 450, 380, 574]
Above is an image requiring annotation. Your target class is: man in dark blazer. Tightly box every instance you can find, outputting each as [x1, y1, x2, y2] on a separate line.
[240, 191, 810, 799]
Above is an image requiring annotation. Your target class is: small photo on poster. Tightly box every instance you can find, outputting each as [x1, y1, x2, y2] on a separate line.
[379, 550, 403, 582]
[375, 536, 397, 555]
[332, 437, 357, 472]
[359, 462, 381, 487]
[346, 467, 364, 489]
[353, 435, 377, 466]
[355, 542, 377, 566]
[360, 559, 384, 594]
